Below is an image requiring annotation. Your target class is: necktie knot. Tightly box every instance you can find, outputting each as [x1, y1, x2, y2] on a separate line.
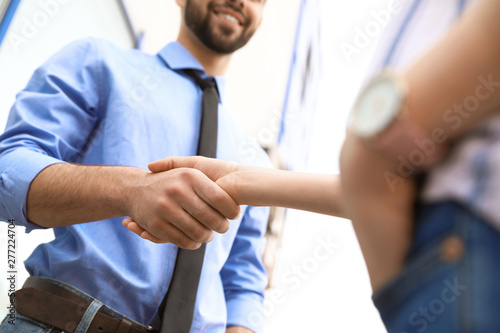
[183, 68, 219, 159]
[185, 69, 219, 98]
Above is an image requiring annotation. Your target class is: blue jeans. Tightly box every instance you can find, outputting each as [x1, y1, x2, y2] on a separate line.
[0, 313, 64, 333]
[0, 277, 152, 333]
[373, 201, 500, 333]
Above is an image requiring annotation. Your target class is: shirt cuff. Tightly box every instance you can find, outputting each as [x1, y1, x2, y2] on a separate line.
[0, 148, 65, 232]
[226, 292, 264, 333]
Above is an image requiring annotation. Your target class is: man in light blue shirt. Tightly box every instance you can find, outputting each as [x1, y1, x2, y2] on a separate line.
[0, 0, 269, 332]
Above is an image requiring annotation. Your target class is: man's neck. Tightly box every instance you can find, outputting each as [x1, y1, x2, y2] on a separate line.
[177, 29, 232, 77]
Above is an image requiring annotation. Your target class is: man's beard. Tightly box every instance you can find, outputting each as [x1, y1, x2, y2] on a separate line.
[185, 0, 257, 54]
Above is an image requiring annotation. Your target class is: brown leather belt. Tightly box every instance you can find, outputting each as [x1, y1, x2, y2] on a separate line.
[11, 277, 158, 333]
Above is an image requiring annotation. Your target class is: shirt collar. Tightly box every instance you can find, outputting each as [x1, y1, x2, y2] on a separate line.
[157, 42, 226, 103]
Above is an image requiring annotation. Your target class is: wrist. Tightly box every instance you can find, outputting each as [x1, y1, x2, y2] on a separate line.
[374, 108, 447, 168]
[218, 166, 249, 205]
[219, 165, 273, 207]
[110, 166, 150, 217]
[349, 70, 447, 169]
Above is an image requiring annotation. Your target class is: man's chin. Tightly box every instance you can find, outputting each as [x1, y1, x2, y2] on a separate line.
[206, 44, 239, 55]
[201, 37, 247, 54]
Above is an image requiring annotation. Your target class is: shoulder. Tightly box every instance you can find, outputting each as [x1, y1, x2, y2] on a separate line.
[33, 37, 107, 78]
[38, 37, 100, 68]
[48, 37, 156, 70]
[59, 37, 132, 56]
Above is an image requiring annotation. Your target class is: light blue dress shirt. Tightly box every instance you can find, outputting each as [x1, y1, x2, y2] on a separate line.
[0, 38, 270, 332]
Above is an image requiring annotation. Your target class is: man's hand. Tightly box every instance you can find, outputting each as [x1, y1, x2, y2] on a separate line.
[339, 132, 416, 291]
[123, 156, 242, 244]
[124, 165, 241, 248]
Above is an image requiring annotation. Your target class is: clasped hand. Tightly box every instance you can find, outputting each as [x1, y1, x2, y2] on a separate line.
[123, 157, 241, 248]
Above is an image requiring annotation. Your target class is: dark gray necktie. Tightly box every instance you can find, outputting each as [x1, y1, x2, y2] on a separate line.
[159, 69, 219, 333]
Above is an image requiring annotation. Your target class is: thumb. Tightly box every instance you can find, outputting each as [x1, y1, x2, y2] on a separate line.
[148, 156, 200, 173]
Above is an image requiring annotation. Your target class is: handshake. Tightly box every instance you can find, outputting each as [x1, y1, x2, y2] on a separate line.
[122, 156, 283, 248]
[121, 137, 416, 291]
[122, 156, 346, 249]
[121, 148, 414, 292]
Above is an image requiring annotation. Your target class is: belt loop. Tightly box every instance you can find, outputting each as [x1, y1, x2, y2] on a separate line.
[74, 299, 103, 333]
[117, 318, 133, 333]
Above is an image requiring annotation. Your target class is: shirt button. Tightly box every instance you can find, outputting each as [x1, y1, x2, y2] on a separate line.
[439, 235, 465, 264]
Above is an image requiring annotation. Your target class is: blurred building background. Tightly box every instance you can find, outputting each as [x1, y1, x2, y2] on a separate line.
[0, 0, 395, 331]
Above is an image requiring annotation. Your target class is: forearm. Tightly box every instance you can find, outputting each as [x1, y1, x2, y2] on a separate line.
[227, 167, 346, 218]
[27, 163, 144, 227]
[407, 0, 500, 138]
[148, 156, 346, 218]
[340, 135, 416, 291]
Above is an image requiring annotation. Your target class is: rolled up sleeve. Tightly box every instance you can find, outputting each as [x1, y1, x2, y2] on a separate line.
[0, 38, 102, 231]
[0, 149, 63, 231]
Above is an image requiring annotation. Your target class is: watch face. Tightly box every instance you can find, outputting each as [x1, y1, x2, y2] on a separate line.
[349, 74, 404, 138]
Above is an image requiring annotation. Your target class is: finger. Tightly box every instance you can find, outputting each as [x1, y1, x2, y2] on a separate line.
[126, 220, 148, 237]
[123, 218, 160, 241]
[125, 220, 146, 235]
[181, 193, 231, 234]
[148, 156, 203, 173]
[125, 221, 167, 244]
[165, 205, 216, 243]
[122, 217, 134, 227]
[146, 218, 206, 249]
[194, 180, 242, 221]
[139, 230, 167, 244]
[126, 214, 208, 248]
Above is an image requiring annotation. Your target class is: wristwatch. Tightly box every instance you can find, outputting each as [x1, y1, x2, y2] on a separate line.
[348, 70, 445, 168]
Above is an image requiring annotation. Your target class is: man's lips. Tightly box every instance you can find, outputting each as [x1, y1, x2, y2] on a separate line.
[213, 6, 245, 26]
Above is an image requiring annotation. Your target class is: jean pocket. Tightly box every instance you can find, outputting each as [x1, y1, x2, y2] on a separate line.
[0, 313, 62, 333]
[372, 232, 455, 314]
